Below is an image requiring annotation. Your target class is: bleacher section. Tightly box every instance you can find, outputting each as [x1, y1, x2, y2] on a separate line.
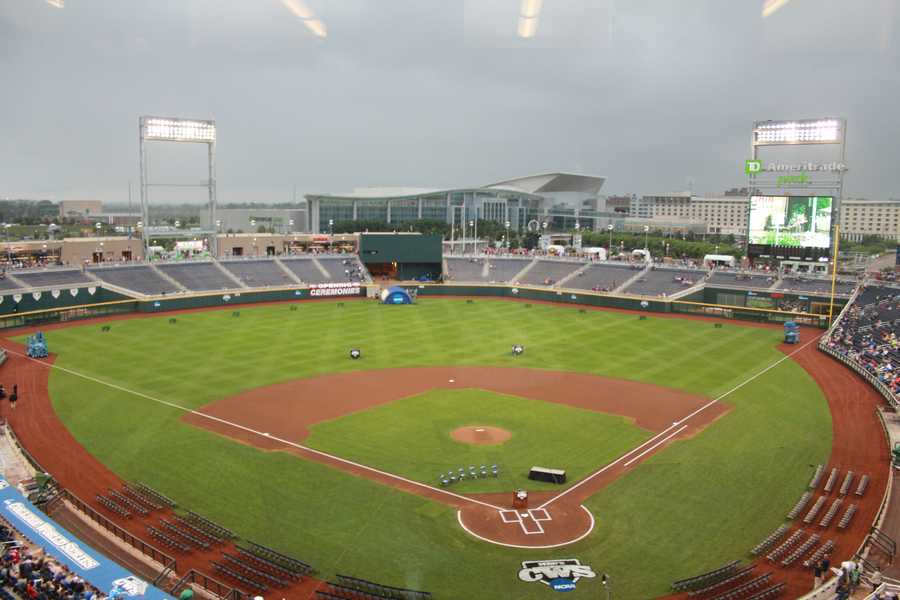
[0, 277, 21, 291]
[89, 265, 180, 295]
[708, 271, 777, 289]
[445, 257, 489, 282]
[156, 262, 237, 291]
[221, 259, 295, 287]
[622, 267, 706, 297]
[317, 256, 367, 282]
[777, 277, 857, 295]
[518, 260, 583, 286]
[564, 263, 642, 292]
[485, 258, 531, 283]
[14, 269, 92, 287]
[824, 284, 899, 399]
[280, 257, 332, 284]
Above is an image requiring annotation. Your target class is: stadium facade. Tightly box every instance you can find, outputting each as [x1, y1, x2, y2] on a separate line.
[305, 172, 610, 234]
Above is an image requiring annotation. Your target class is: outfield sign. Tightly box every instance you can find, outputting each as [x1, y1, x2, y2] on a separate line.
[518, 559, 596, 592]
[309, 282, 362, 297]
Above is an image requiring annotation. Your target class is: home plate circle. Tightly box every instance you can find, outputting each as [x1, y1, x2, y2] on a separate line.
[457, 502, 595, 548]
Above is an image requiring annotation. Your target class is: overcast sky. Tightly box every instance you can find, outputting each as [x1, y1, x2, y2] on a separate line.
[1, 0, 899, 204]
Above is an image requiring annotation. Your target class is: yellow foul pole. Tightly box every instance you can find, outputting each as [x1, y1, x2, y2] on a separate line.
[828, 223, 841, 327]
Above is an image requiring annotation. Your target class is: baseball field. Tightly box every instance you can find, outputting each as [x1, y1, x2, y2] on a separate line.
[25, 298, 831, 599]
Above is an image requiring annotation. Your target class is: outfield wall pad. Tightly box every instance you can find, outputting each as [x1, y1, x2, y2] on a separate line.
[0, 282, 833, 330]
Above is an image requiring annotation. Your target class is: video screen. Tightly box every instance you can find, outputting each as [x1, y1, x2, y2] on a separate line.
[748, 196, 833, 248]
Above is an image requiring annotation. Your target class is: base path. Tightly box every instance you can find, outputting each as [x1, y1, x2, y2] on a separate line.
[185, 365, 728, 548]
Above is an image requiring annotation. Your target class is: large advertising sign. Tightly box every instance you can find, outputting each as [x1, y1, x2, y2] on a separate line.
[309, 282, 362, 297]
[748, 196, 833, 258]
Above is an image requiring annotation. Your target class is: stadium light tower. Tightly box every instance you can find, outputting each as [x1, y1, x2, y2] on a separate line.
[747, 116, 848, 324]
[139, 116, 218, 257]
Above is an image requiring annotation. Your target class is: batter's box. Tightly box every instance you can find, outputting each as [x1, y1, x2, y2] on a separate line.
[499, 510, 521, 523]
[528, 508, 551, 521]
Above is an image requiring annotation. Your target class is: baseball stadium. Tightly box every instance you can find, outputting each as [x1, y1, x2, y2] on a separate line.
[0, 215, 896, 600]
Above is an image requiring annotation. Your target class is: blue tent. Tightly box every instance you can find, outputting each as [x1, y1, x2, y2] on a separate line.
[381, 286, 413, 305]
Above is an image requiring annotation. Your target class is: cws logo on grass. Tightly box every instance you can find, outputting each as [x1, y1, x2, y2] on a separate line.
[518, 559, 596, 592]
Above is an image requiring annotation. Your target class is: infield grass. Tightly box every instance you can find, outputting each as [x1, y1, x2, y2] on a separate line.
[25, 298, 831, 600]
[304, 388, 653, 493]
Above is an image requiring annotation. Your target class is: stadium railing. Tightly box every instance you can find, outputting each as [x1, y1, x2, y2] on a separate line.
[169, 568, 248, 600]
[49, 488, 177, 581]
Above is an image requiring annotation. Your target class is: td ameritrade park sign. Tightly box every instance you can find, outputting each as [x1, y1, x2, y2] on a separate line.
[745, 160, 848, 186]
[309, 282, 362, 297]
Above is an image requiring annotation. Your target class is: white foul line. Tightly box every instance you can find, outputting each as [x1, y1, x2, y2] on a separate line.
[1, 346, 505, 512]
[538, 334, 822, 509]
[623, 425, 687, 467]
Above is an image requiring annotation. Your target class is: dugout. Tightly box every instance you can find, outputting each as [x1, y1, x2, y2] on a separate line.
[358, 233, 442, 281]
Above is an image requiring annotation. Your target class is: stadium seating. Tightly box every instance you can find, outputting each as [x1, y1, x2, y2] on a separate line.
[211, 561, 268, 593]
[220, 259, 295, 287]
[135, 481, 177, 508]
[808, 464, 825, 489]
[317, 256, 368, 282]
[818, 498, 842, 527]
[240, 541, 315, 578]
[711, 572, 771, 600]
[0, 517, 108, 599]
[14, 269, 92, 288]
[786, 492, 812, 520]
[563, 262, 642, 292]
[621, 267, 706, 297]
[517, 260, 583, 287]
[444, 257, 490, 282]
[0, 277, 22, 291]
[823, 468, 839, 493]
[688, 565, 756, 597]
[707, 271, 777, 289]
[838, 504, 858, 529]
[156, 262, 237, 291]
[824, 284, 899, 400]
[856, 474, 870, 496]
[803, 496, 827, 524]
[279, 257, 333, 284]
[96, 494, 131, 518]
[766, 530, 803, 561]
[89, 265, 181, 295]
[485, 258, 532, 283]
[752, 525, 790, 556]
[777, 276, 857, 295]
[671, 560, 741, 592]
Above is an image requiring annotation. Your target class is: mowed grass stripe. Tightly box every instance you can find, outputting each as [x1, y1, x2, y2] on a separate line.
[29, 299, 830, 600]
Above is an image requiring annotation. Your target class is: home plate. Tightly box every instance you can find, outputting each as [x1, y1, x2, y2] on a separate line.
[449, 379, 455, 383]
[475, 428, 485, 432]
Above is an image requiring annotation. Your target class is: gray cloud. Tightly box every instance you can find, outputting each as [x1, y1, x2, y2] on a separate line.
[0, 0, 898, 203]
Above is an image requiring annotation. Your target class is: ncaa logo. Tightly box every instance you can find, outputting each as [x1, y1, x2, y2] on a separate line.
[745, 159, 762, 174]
[518, 559, 596, 593]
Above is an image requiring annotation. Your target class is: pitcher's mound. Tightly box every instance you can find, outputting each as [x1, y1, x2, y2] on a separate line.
[451, 426, 511, 445]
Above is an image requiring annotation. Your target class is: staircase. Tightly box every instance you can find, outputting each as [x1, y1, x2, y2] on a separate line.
[509, 259, 537, 284]
[213, 260, 249, 289]
[149, 264, 188, 292]
[311, 257, 331, 280]
[614, 262, 652, 294]
[273, 257, 303, 285]
[555, 262, 592, 289]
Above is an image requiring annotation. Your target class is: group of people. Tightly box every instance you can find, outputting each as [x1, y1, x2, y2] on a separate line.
[0, 383, 18, 409]
[826, 285, 900, 399]
[0, 522, 107, 600]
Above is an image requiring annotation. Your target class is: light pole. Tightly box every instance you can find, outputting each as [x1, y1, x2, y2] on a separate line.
[95, 221, 102, 236]
[505, 220, 511, 251]
[607, 223, 614, 258]
[643, 225, 649, 250]
[288, 218, 294, 233]
[3, 223, 11, 265]
[469, 220, 475, 254]
[329, 218, 334, 237]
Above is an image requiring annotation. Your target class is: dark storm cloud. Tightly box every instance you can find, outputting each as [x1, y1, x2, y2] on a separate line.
[0, 0, 898, 203]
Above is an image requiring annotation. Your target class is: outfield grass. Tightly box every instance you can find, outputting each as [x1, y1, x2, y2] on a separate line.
[304, 388, 653, 493]
[28, 299, 831, 599]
